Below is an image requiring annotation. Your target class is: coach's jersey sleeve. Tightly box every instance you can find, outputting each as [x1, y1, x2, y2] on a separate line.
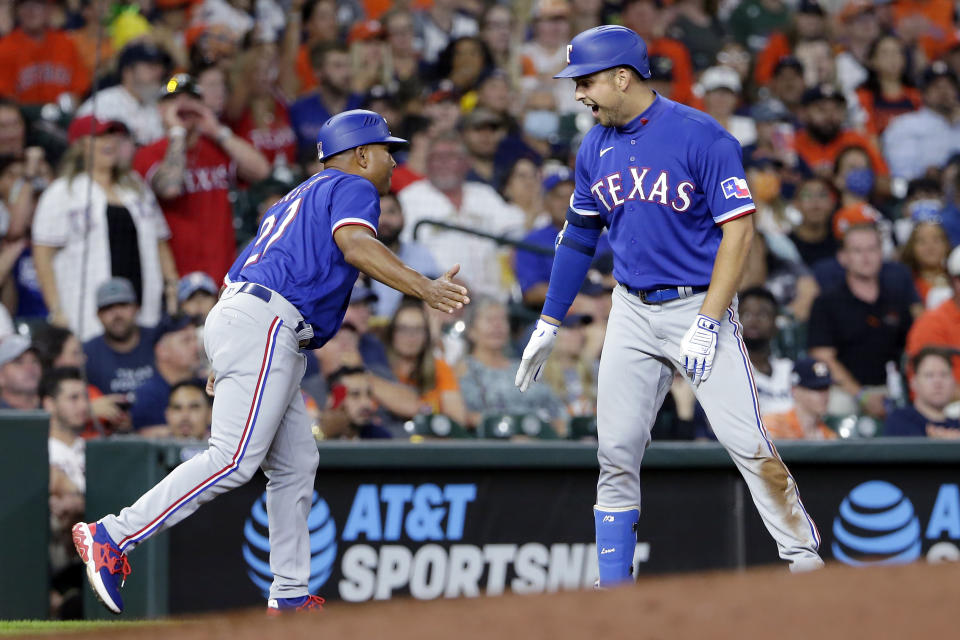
[697, 135, 756, 225]
[329, 175, 381, 236]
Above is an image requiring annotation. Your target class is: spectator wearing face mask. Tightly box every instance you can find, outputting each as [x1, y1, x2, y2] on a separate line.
[831, 145, 895, 258]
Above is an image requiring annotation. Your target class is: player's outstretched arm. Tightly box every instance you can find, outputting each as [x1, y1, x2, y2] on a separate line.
[334, 225, 470, 313]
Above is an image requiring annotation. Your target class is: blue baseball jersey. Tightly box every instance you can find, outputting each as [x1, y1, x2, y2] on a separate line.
[226, 168, 380, 348]
[569, 94, 755, 290]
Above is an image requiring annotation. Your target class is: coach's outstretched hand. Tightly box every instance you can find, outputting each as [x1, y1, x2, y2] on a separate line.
[515, 318, 560, 392]
[679, 314, 720, 386]
[422, 264, 470, 314]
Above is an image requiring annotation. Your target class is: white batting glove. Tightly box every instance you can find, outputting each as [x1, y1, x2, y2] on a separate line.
[679, 314, 720, 386]
[515, 319, 559, 392]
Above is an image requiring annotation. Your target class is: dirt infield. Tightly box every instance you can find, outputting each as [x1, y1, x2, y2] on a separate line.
[43, 562, 960, 640]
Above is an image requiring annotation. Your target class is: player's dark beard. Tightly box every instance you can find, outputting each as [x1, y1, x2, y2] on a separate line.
[805, 122, 841, 144]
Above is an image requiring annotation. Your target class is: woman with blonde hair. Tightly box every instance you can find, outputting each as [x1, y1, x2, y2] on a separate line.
[32, 116, 178, 340]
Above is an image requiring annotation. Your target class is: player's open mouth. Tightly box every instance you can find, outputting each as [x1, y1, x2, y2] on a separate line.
[590, 105, 599, 118]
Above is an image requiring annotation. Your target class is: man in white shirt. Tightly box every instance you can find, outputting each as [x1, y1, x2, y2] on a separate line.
[739, 286, 795, 414]
[398, 132, 524, 301]
[76, 42, 166, 146]
[698, 65, 757, 147]
[44, 367, 88, 595]
[883, 62, 960, 181]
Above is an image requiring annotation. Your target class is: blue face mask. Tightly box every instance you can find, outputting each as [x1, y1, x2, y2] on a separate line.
[845, 167, 875, 198]
[523, 110, 559, 141]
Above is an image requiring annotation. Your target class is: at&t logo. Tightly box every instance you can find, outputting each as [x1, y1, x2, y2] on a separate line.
[832, 480, 921, 566]
[242, 491, 337, 596]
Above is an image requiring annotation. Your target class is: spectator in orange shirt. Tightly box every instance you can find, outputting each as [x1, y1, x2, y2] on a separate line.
[893, 0, 958, 61]
[762, 358, 838, 440]
[0, 0, 90, 106]
[855, 34, 923, 136]
[294, 0, 340, 96]
[620, 0, 695, 105]
[754, 0, 828, 88]
[795, 84, 890, 180]
[385, 298, 467, 425]
[899, 221, 952, 308]
[905, 246, 960, 384]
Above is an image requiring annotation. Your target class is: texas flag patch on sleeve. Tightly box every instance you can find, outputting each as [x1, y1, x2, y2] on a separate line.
[721, 176, 751, 199]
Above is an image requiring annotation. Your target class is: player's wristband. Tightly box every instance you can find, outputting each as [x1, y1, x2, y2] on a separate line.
[169, 125, 186, 139]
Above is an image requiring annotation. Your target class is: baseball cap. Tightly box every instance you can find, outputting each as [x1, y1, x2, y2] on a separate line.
[67, 115, 128, 144]
[153, 314, 194, 346]
[425, 81, 459, 105]
[160, 73, 202, 101]
[791, 358, 833, 390]
[349, 280, 379, 305]
[699, 66, 741, 94]
[832, 203, 882, 240]
[532, 0, 570, 19]
[839, 0, 874, 21]
[922, 61, 959, 90]
[796, 0, 825, 15]
[648, 55, 674, 82]
[772, 56, 804, 77]
[348, 19, 383, 44]
[948, 245, 960, 277]
[801, 84, 846, 106]
[459, 107, 505, 131]
[0, 334, 32, 367]
[542, 166, 574, 192]
[177, 271, 218, 303]
[117, 41, 166, 72]
[750, 100, 790, 123]
[96, 277, 137, 310]
[561, 313, 592, 328]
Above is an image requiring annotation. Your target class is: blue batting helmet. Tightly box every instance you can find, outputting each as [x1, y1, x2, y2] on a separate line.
[554, 26, 651, 80]
[315, 109, 408, 161]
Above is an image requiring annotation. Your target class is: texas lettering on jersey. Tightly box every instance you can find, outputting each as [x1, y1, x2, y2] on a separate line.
[589, 167, 696, 213]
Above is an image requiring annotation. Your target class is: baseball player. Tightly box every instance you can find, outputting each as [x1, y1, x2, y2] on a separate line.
[515, 26, 823, 585]
[72, 109, 470, 614]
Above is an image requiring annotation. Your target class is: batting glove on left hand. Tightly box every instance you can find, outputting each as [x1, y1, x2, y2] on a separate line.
[679, 314, 720, 386]
[515, 319, 559, 392]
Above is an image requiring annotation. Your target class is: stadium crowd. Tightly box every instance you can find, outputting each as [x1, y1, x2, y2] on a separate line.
[2, 0, 960, 614]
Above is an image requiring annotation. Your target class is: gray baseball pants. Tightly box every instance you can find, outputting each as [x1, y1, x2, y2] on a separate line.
[596, 285, 822, 569]
[100, 284, 319, 598]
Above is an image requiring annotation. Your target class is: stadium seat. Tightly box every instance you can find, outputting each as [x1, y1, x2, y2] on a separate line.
[478, 414, 558, 440]
[568, 415, 598, 440]
[403, 413, 472, 439]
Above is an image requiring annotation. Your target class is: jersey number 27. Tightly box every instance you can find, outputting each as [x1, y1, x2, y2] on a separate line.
[243, 197, 303, 268]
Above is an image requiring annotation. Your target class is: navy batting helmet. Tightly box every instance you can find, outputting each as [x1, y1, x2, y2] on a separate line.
[554, 26, 651, 80]
[316, 109, 408, 161]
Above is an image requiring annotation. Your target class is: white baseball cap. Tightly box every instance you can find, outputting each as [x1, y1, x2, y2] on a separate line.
[948, 245, 960, 277]
[699, 66, 742, 94]
[0, 334, 32, 367]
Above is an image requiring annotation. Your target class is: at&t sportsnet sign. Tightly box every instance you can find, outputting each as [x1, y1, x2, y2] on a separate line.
[242, 483, 602, 601]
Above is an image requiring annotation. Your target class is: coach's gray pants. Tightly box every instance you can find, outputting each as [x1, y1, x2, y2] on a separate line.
[596, 285, 822, 568]
[100, 286, 320, 598]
